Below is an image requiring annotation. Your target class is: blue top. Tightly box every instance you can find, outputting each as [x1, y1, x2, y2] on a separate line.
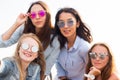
[0, 25, 60, 75]
[0, 57, 40, 80]
[56, 36, 90, 80]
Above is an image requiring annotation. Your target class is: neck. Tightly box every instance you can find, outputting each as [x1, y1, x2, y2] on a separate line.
[35, 28, 41, 34]
[21, 60, 30, 71]
[67, 35, 76, 49]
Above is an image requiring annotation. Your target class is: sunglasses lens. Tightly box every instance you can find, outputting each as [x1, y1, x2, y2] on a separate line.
[21, 43, 29, 50]
[89, 52, 97, 59]
[31, 46, 39, 53]
[67, 20, 74, 27]
[57, 20, 74, 28]
[57, 21, 65, 28]
[99, 53, 106, 59]
[30, 12, 36, 19]
[38, 10, 46, 17]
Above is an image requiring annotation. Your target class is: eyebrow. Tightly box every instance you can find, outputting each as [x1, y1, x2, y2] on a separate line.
[59, 18, 73, 22]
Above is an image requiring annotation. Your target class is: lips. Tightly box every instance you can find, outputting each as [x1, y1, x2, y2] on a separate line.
[23, 52, 32, 57]
[35, 21, 42, 24]
[95, 62, 101, 64]
[63, 29, 71, 34]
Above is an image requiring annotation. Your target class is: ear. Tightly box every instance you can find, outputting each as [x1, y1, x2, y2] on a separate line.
[76, 21, 80, 28]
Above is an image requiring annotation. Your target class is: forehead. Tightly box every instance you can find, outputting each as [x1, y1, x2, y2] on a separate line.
[92, 45, 108, 53]
[59, 12, 76, 21]
[31, 4, 45, 12]
[22, 37, 38, 45]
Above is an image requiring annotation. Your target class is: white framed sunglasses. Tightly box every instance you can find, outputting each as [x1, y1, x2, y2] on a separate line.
[89, 52, 108, 60]
[21, 43, 39, 53]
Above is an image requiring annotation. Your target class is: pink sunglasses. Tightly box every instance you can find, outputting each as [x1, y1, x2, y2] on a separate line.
[29, 10, 46, 19]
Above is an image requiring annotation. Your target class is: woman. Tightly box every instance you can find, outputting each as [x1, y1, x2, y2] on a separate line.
[0, 33, 46, 80]
[0, 1, 60, 78]
[84, 43, 120, 80]
[52, 7, 93, 80]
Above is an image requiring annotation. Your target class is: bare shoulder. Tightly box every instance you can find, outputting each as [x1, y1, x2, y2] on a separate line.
[108, 72, 120, 80]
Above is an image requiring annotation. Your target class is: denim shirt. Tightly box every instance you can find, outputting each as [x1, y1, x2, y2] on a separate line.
[0, 25, 60, 75]
[0, 57, 40, 80]
[56, 36, 90, 80]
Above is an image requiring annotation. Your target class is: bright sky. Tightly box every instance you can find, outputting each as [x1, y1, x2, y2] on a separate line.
[0, 0, 120, 74]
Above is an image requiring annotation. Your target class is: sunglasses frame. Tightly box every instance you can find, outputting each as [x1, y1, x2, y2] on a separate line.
[57, 19, 74, 28]
[29, 10, 46, 19]
[21, 43, 39, 53]
[89, 52, 108, 60]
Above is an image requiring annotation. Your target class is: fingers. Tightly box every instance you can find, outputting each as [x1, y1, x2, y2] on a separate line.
[25, 13, 30, 17]
[89, 66, 101, 76]
[90, 66, 94, 70]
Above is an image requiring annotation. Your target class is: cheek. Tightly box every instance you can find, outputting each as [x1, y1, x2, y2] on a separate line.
[69, 25, 77, 35]
[34, 53, 38, 58]
[60, 28, 64, 33]
[91, 59, 94, 65]
[19, 48, 24, 53]
[18, 48, 24, 56]
[31, 19, 36, 24]
[102, 58, 109, 67]
[72, 27, 77, 33]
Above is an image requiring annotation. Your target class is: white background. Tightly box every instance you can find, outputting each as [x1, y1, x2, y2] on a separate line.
[0, 0, 120, 78]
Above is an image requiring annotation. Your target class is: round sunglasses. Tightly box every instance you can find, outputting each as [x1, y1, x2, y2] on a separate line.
[29, 10, 46, 19]
[89, 52, 108, 60]
[57, 19, 74, 28]
[21, 43, 39, 53]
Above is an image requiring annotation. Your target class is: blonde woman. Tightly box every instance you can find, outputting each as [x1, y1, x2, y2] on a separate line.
[0, 33, 46, 80]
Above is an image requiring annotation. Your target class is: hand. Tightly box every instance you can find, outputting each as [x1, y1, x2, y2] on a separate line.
[88, 66, 101, 76]
[59, 76, 68, 80]
[15, 13, 29, 27]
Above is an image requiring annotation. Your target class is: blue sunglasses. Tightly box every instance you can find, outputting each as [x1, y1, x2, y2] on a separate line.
[57, 19, 74, 28]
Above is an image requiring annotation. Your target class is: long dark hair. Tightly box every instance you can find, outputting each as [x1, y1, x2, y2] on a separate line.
[84, 43, 115, 80]
[23, 1, 53, 50]
[52, 7, 93, 49]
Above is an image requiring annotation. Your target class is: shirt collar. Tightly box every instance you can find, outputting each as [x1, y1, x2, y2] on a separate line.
[65, 36, 81, 50]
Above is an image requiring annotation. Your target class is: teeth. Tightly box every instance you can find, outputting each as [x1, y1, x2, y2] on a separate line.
[64, 30, 70, 32]
[24, 52, 31, 57]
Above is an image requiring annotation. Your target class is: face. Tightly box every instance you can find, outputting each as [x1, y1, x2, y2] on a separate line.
[30, 4, 46, 30]
[19, 37, 39, 63]
[90, 45, 109, 70]
[58, 12, 79, 39]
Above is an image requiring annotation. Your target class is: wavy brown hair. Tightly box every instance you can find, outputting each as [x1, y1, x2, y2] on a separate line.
[84, 43, 116, 80]
[14, 33, 46, 80]
[23, 1, 53, 50]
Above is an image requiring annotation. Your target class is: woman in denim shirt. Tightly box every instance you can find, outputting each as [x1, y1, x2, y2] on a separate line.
[52, 8, 93, 80]
[0, 33, 46, 80]
[0, 1, 60, 79]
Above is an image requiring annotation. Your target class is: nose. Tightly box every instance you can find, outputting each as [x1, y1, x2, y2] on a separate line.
[64, 23, 69, 28]
[36, 14, 40, 18]
[96, 56, 100, 60]
[27, 47, 32, 52]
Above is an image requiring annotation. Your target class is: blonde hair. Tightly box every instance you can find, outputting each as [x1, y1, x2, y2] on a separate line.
[14, 33, 46, 80]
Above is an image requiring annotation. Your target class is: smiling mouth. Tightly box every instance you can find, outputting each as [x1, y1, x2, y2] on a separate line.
[24, 52, 32, 57]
